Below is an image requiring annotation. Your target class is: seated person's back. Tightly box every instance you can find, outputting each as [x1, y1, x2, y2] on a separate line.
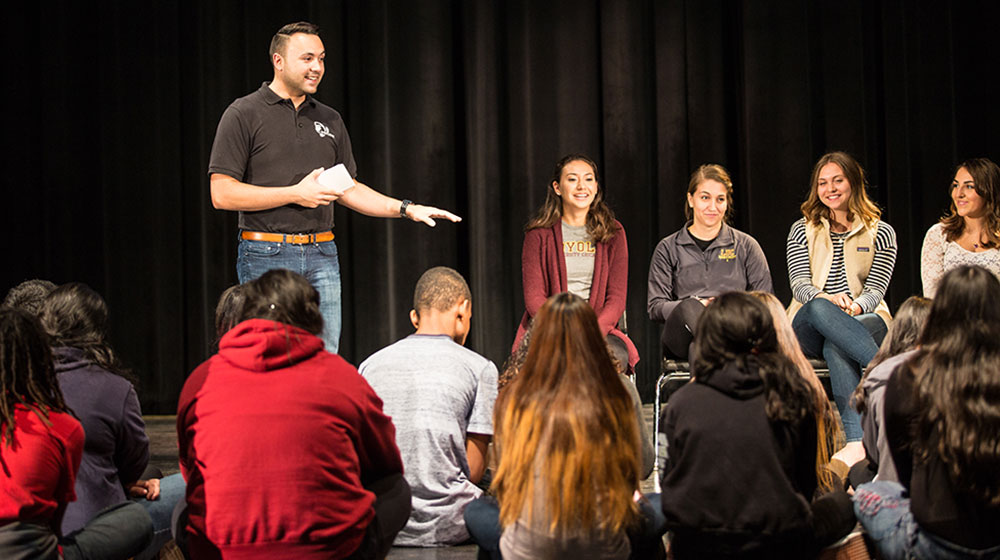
[177, 270, 407, 559]
[361, 266, 497, 546]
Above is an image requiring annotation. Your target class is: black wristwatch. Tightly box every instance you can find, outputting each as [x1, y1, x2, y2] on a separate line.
[399, 199, 412, 218]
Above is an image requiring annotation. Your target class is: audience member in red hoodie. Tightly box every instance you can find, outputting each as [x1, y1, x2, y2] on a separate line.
[177, 269, 410, 559]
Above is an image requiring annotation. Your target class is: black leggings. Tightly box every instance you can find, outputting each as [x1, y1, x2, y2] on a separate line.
[661, 298, 706, 360]
[345, 473, 412, 560]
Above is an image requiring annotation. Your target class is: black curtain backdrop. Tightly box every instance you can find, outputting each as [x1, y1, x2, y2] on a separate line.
[4, 1, 998, 412]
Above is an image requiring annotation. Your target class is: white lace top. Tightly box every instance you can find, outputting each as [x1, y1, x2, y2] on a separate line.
[920, 223, 1000, 297]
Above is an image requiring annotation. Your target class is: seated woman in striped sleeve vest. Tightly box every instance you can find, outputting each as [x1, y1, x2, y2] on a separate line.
[785, 151, 897, 467]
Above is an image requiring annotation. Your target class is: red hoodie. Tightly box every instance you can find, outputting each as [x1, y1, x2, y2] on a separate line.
[177, 319, 402, 559]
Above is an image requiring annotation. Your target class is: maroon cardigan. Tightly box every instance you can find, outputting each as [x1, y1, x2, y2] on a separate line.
[513, 220, 639, 368]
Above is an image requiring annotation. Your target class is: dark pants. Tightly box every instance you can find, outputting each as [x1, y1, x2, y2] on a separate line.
[61, 501, 154, 560]
[345, 473, 413, 560]
[662, 298, 706, 359]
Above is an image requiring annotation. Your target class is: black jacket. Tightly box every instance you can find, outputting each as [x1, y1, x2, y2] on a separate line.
[659, 358, 818, 558]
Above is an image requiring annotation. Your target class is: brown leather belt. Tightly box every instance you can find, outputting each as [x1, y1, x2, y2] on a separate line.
[241, 230, 335, 244]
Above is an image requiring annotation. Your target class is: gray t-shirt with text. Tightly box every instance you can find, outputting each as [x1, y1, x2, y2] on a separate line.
[562, 222, 596, 301]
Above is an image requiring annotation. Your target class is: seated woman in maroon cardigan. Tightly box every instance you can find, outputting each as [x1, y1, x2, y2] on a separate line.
[513, 154, 638, 370]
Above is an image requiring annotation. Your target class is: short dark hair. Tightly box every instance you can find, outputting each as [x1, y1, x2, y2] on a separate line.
[214, 284, 247, 339]
[413, 267, 470, 316]
[269, 21, 321, 59]
[3, 279, 57, 315]
[242, 269, 323, 336]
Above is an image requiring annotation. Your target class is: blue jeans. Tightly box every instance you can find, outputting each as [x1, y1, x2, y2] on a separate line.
[854, 481, 1000, 559]
[793, 298, 886, 442]
[237, 236, 342, 353]
[134, 473, 185, 560]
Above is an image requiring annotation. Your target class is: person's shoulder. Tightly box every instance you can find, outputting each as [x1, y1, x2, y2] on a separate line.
[58, 361, 133, 394]
[47, 410, 85, 445]
[728, 225, 763, 245]
[226, 86, 269, 112]
[866, 349, 919, 388]
[924, 222, 945, 238]
[358, 337, 415, 372]
[304, 97, 347, 123]
[656, 227, 686, 248]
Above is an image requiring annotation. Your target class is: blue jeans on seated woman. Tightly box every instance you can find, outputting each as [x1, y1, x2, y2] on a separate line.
[134, 473, 185, 560]
[854, 481, 1000, 559]
[792, 298, 886, 442]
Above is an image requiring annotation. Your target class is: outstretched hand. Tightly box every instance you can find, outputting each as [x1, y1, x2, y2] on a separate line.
[405, 204, 463, 227]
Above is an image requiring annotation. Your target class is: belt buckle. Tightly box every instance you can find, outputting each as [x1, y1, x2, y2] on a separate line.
[290, 233, 311, 244]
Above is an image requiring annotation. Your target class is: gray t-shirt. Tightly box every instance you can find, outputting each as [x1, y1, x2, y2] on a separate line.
[359, 334, 498, 546]
[562, 222, 596, 300]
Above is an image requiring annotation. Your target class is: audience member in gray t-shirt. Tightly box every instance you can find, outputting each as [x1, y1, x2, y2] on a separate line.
[359, 267, 498, 547]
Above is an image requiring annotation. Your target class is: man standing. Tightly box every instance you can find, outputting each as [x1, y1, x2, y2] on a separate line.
[208, 21, 460, 352]
[360, 267, 497, 547]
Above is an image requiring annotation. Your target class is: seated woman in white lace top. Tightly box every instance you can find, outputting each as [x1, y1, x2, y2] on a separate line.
[921, 158, 1000, 297]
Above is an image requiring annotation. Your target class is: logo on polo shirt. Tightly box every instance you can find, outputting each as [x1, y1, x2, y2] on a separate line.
[314, 121, 335, 140]
[718, 248, 736, 262]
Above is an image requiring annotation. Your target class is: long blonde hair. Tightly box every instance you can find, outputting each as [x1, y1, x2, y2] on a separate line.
[801, 152, 881, 229]
[493, 293, 639, 534]
[751, 291, 842, 492]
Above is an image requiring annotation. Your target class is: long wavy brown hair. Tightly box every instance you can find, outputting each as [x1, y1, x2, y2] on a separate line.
[800, 152, 881, 229]
[751, 291, 842, 492]
[939, 158, 1000, 248]
[525, 154, 620, 243]
[493, 292, 639, 535]
[906, 265, 1000, 505]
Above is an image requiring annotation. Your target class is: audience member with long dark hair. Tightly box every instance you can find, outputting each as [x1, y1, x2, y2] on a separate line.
[467, 292, 663, 559]
[751, 291, 842, 492]
[648, 164, 773, 359]
[854, 265, 1000, 558]
[514, 154, 638, 371]
[850, 295, 931, 485]
[921, 158, 1000, 297]
[177, 269, 410, 559]
[660, 292, 854, 558]
[786, 151, 897, 467]
[39, 283, 184, 560]
[0, 307, 152, 560]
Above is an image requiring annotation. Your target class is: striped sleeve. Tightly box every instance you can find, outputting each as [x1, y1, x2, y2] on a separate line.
[786, 219, 820, 304]
[855, 221, 897, 313]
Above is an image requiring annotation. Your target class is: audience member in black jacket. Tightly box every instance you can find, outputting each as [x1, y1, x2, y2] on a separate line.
[659, 292, 854, 558]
